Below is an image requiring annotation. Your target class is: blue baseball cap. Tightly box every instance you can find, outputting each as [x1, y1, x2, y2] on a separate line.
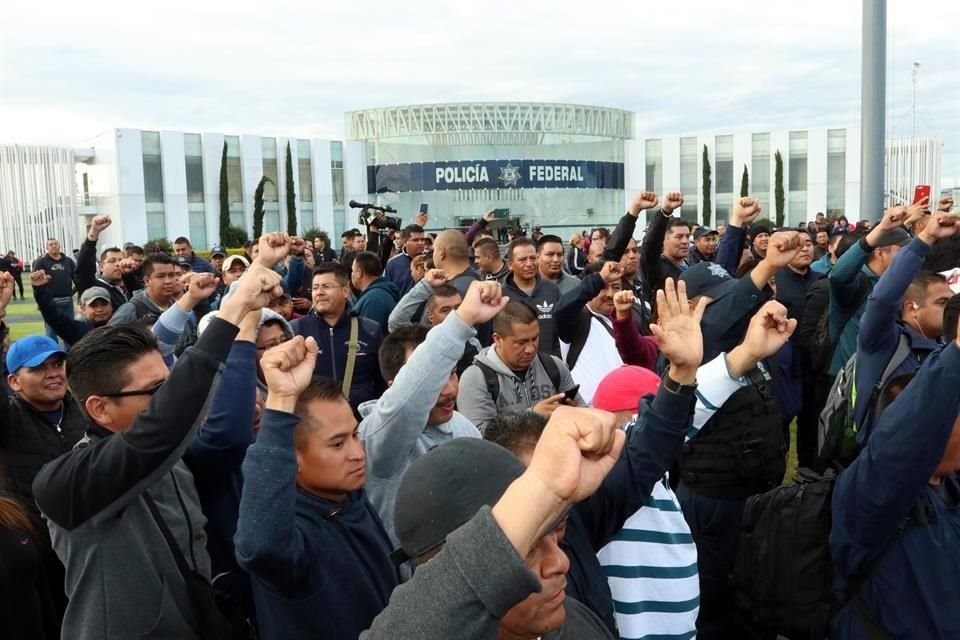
[6, 335, 68, 373]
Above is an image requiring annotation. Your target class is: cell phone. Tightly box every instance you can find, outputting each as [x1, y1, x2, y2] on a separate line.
[493, 208, 511, 219]
[563, 385, 580, 401]
[419, 203, 428, 215]
[913, 185, 931, 205]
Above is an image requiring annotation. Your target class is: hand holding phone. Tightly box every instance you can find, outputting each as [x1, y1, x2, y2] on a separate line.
[563, 385, 581, 404]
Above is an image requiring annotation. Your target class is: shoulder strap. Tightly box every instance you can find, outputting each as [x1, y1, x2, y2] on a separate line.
[566, 309, 594, 370]
[474, 360, 500, 403]
[143, 492, 195, 581]
[341, 316, 359, 399]
[878, 333, 913, 389]
[538, 353, 562, 393]
[130, 297, 152, 319]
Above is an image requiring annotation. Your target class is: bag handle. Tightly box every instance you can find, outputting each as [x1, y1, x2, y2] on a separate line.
[341, 316, 359, 399]
[143, 491, 195, 583]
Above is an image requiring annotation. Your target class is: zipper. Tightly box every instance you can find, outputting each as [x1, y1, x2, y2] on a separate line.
[329, 326, 338, 380]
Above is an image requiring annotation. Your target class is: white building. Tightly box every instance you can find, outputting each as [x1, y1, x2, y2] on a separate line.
[0, 104, 945, 256]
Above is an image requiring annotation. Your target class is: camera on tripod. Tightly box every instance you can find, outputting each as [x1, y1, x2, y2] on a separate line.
[350, 200, 402, 231]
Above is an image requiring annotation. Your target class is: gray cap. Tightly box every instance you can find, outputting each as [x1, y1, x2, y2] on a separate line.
[873, 227, 912, 249]
[80, 286, 111, 305]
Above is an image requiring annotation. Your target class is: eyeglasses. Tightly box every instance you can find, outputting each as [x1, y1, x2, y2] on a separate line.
[102, 382, 165, 399]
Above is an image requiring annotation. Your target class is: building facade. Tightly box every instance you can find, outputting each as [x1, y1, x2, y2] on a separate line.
[0, 103, 946, 255]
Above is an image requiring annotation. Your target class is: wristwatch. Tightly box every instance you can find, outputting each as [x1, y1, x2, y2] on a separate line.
[662, 374, 697, 395]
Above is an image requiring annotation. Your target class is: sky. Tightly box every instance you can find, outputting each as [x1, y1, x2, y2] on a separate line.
[1, 0, 958, 185]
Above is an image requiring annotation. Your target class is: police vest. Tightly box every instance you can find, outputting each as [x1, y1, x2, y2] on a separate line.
[678, 366, 786, 500]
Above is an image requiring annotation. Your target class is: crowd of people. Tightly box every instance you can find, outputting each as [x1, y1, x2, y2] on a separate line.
[0, 190, 958, 640]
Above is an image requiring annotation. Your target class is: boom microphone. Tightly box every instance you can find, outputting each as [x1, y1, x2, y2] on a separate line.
[348, 200, 397, 213]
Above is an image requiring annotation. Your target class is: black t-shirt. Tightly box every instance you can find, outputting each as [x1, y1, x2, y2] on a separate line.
[32, 254, 75, 298]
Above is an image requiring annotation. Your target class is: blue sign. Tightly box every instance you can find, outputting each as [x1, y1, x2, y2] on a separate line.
[367, 159, 624, 193]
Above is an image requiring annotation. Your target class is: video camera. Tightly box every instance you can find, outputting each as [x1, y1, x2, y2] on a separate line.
[350, 200, 402, 232]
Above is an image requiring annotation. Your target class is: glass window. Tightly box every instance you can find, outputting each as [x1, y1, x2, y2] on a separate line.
[331, 141, 344, 207]
[679, 137, 698, 223]
[298, 139, 313, 203]
[751, 133, 770, 212]
[225, 136, 244, 229]
[261, 138, 279, 202]
[184, 134, 204, 204]
[788, 131, 808, 225]
[644, 139, 662, 194]
[826, 129, 846, 216]
[141, 131, 166, 239]
[715, 135, 733, 194]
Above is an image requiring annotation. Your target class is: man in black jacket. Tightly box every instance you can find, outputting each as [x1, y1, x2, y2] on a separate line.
[32, 237, 76, 341]
[639, 191, 688, 296]
[32, 273, 113, 346]
[76, 215, 140, 311]
[31, 236, 285, 640]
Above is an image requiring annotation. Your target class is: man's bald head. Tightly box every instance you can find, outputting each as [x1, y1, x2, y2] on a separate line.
[434, 230, 469, 262]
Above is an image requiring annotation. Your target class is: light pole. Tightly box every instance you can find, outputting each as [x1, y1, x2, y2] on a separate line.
[860, 0, 887, 218]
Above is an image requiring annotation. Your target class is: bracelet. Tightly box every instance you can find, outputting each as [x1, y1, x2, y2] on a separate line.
[662, 374, 697, 395]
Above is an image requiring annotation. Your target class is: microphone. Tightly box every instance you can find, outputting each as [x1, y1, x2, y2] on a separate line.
[349, 200, 397, 214]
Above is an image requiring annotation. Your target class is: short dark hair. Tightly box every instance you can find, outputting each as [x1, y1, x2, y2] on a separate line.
[173, 237, 191, 247]
[536, 235, 564, 252]
[293, 377, 348, 451]
[591, 228, 611, 240]
[66, 325, 160, 409]
[379, 325, 429, 383]
[835, 230, 864, 259]
[485, 411, 547, 456]
[943, 294, 960, 344]
[427, 284, 460, 308]
[505, 237, 536, 260]
[583, 259, 608, 277]
[352, 251, 382, 277]
[312, 262, 350, 286]
[401, 224, 424, 241]
[665, 218, 691, 233]
[473, 237, 500, 259]
[99, 247, 122, 262]
[313, 231, 331, 245]
[143, 253, 176, 277]
[905, 271, 948, 306]
[125, 245, 144, 257]
[923, 237, 960, 273]
[493, 300, 538, 336]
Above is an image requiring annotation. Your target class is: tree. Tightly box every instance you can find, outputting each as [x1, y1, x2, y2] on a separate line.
[701, 145, 712, 226]
[774, 150, 785, 227]
[253, 176, 274, 239]
[285, 142, 297, 235]
[218, 141, 229, 240]
[740, 164, 749, 197]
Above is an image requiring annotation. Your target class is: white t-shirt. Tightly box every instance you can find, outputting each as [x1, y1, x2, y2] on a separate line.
[560, 310, 623, 404]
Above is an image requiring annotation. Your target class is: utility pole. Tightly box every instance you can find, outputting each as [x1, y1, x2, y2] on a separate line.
[860, 0, 887, 219]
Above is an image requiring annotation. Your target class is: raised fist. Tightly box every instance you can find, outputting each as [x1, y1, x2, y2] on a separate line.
[88, 215, 112, 239]
[612, 289, 636, 319]
[628, 191, 659, 216]
[599, 261, 623, 286]
[661, 192, 685, 215]
[30, 269, 52, 287]
[733, 197, 762, 226]
[424, 269, 448, 288]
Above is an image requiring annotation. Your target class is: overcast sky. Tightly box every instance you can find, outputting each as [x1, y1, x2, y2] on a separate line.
[2, 0, 958, 187]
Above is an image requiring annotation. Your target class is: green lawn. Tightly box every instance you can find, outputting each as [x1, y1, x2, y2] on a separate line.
[5, 282, 48, 343]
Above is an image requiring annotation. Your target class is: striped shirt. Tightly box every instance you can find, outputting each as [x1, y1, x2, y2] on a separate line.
[597, 353, 747, 639]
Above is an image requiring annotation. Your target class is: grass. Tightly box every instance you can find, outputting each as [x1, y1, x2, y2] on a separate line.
[4, 282, 49, 343]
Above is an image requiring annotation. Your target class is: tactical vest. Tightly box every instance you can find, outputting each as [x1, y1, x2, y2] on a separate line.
[678, 366, 786, 500]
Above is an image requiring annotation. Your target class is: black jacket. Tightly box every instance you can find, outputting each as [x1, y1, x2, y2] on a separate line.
[75, 238, 135, 311]
[640, 209, 685, 295]
[502, 274, 562, 356]
[33, 284, 95, 346]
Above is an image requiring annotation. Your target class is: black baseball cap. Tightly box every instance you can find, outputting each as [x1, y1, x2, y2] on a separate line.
[210, 245, 227, 258]
[873, 227, 911, 249]
[174, 255, 192, 268]
[679, 261, 739, 299]
[693, 227, 718, 239]
[749, 223, 771, 238]
[390, 438, 525, 565]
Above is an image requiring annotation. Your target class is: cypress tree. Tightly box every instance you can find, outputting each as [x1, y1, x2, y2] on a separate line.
[774, 151, 785, 227]
[285, 142, 297, 235]
[701, 145, 712, 226]
[253, 176, 274, 239]
[740, 164, 749, 197]
[219, 141, 229, 240]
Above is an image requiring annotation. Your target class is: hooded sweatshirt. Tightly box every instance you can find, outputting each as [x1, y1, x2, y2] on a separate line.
[354, 276, 401, 329]
[457, 346, 581, 433]
[108, 289, 172, 326]
[502, 273, 562, 356]
[358, 311, 482, 545]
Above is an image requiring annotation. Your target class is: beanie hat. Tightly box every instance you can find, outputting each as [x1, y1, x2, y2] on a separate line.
[592, 365, 661, 413]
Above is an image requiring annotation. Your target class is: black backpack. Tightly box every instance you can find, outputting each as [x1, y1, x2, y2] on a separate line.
[474, 352, 563, 403]
[805, 276, 872, 374]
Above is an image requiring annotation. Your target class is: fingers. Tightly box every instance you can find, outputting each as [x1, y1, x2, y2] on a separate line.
[692, 293, 709, 323]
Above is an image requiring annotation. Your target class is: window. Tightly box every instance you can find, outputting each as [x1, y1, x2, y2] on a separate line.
[715, 135, 734, 194]
[184, 133, 206, 248]
[141, 131, 165, 240]
[331, 141, 344, 207]
[261, 138, 280, 232]
[298, 139, 314, 228]
[644, 139, 662, 194]
[789, 131, 809, 225]
[225, 136, 244, 229]
[751, 133, 770, 212]
[827, 129, 846, 217]
[679, 137, 699, 223]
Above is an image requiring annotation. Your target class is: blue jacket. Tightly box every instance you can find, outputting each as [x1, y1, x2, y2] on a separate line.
[384, 251, 415, 297]
[715, 223, 746, 276]
[810, 253, 834, 275]
[187, 253, 215, 273]
[290, 309, 384, 408]
[853, 237, 941, 441]
[829, 343, 960, 639]
[700, 274, 771, 363]
[184, 340, 256, 579]
[353, 277, 400, 330]
[236, 410, 398, 640]
[828, 239, 881, 375]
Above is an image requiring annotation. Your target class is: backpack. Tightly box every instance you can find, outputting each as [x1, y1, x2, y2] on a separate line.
[474, 352, 563, 404]
[807, 275, 872, 374]
[814, 334, 913, 473]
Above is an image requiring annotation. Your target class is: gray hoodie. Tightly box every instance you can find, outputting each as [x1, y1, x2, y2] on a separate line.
[457, 345, 582, 433]
[358, 311, 481, 545]
[109, 288, 173, 326]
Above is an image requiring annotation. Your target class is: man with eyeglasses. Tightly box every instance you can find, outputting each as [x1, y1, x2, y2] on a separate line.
[109, 253, 181, 326]
[76, 215, 139, 311]
[291, 262, 384, 410]
[32, 245, 284, 640]
[1, 272, 88, 619]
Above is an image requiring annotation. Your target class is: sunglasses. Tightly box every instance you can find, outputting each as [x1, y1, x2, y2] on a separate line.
[101, 381, 165, 399]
